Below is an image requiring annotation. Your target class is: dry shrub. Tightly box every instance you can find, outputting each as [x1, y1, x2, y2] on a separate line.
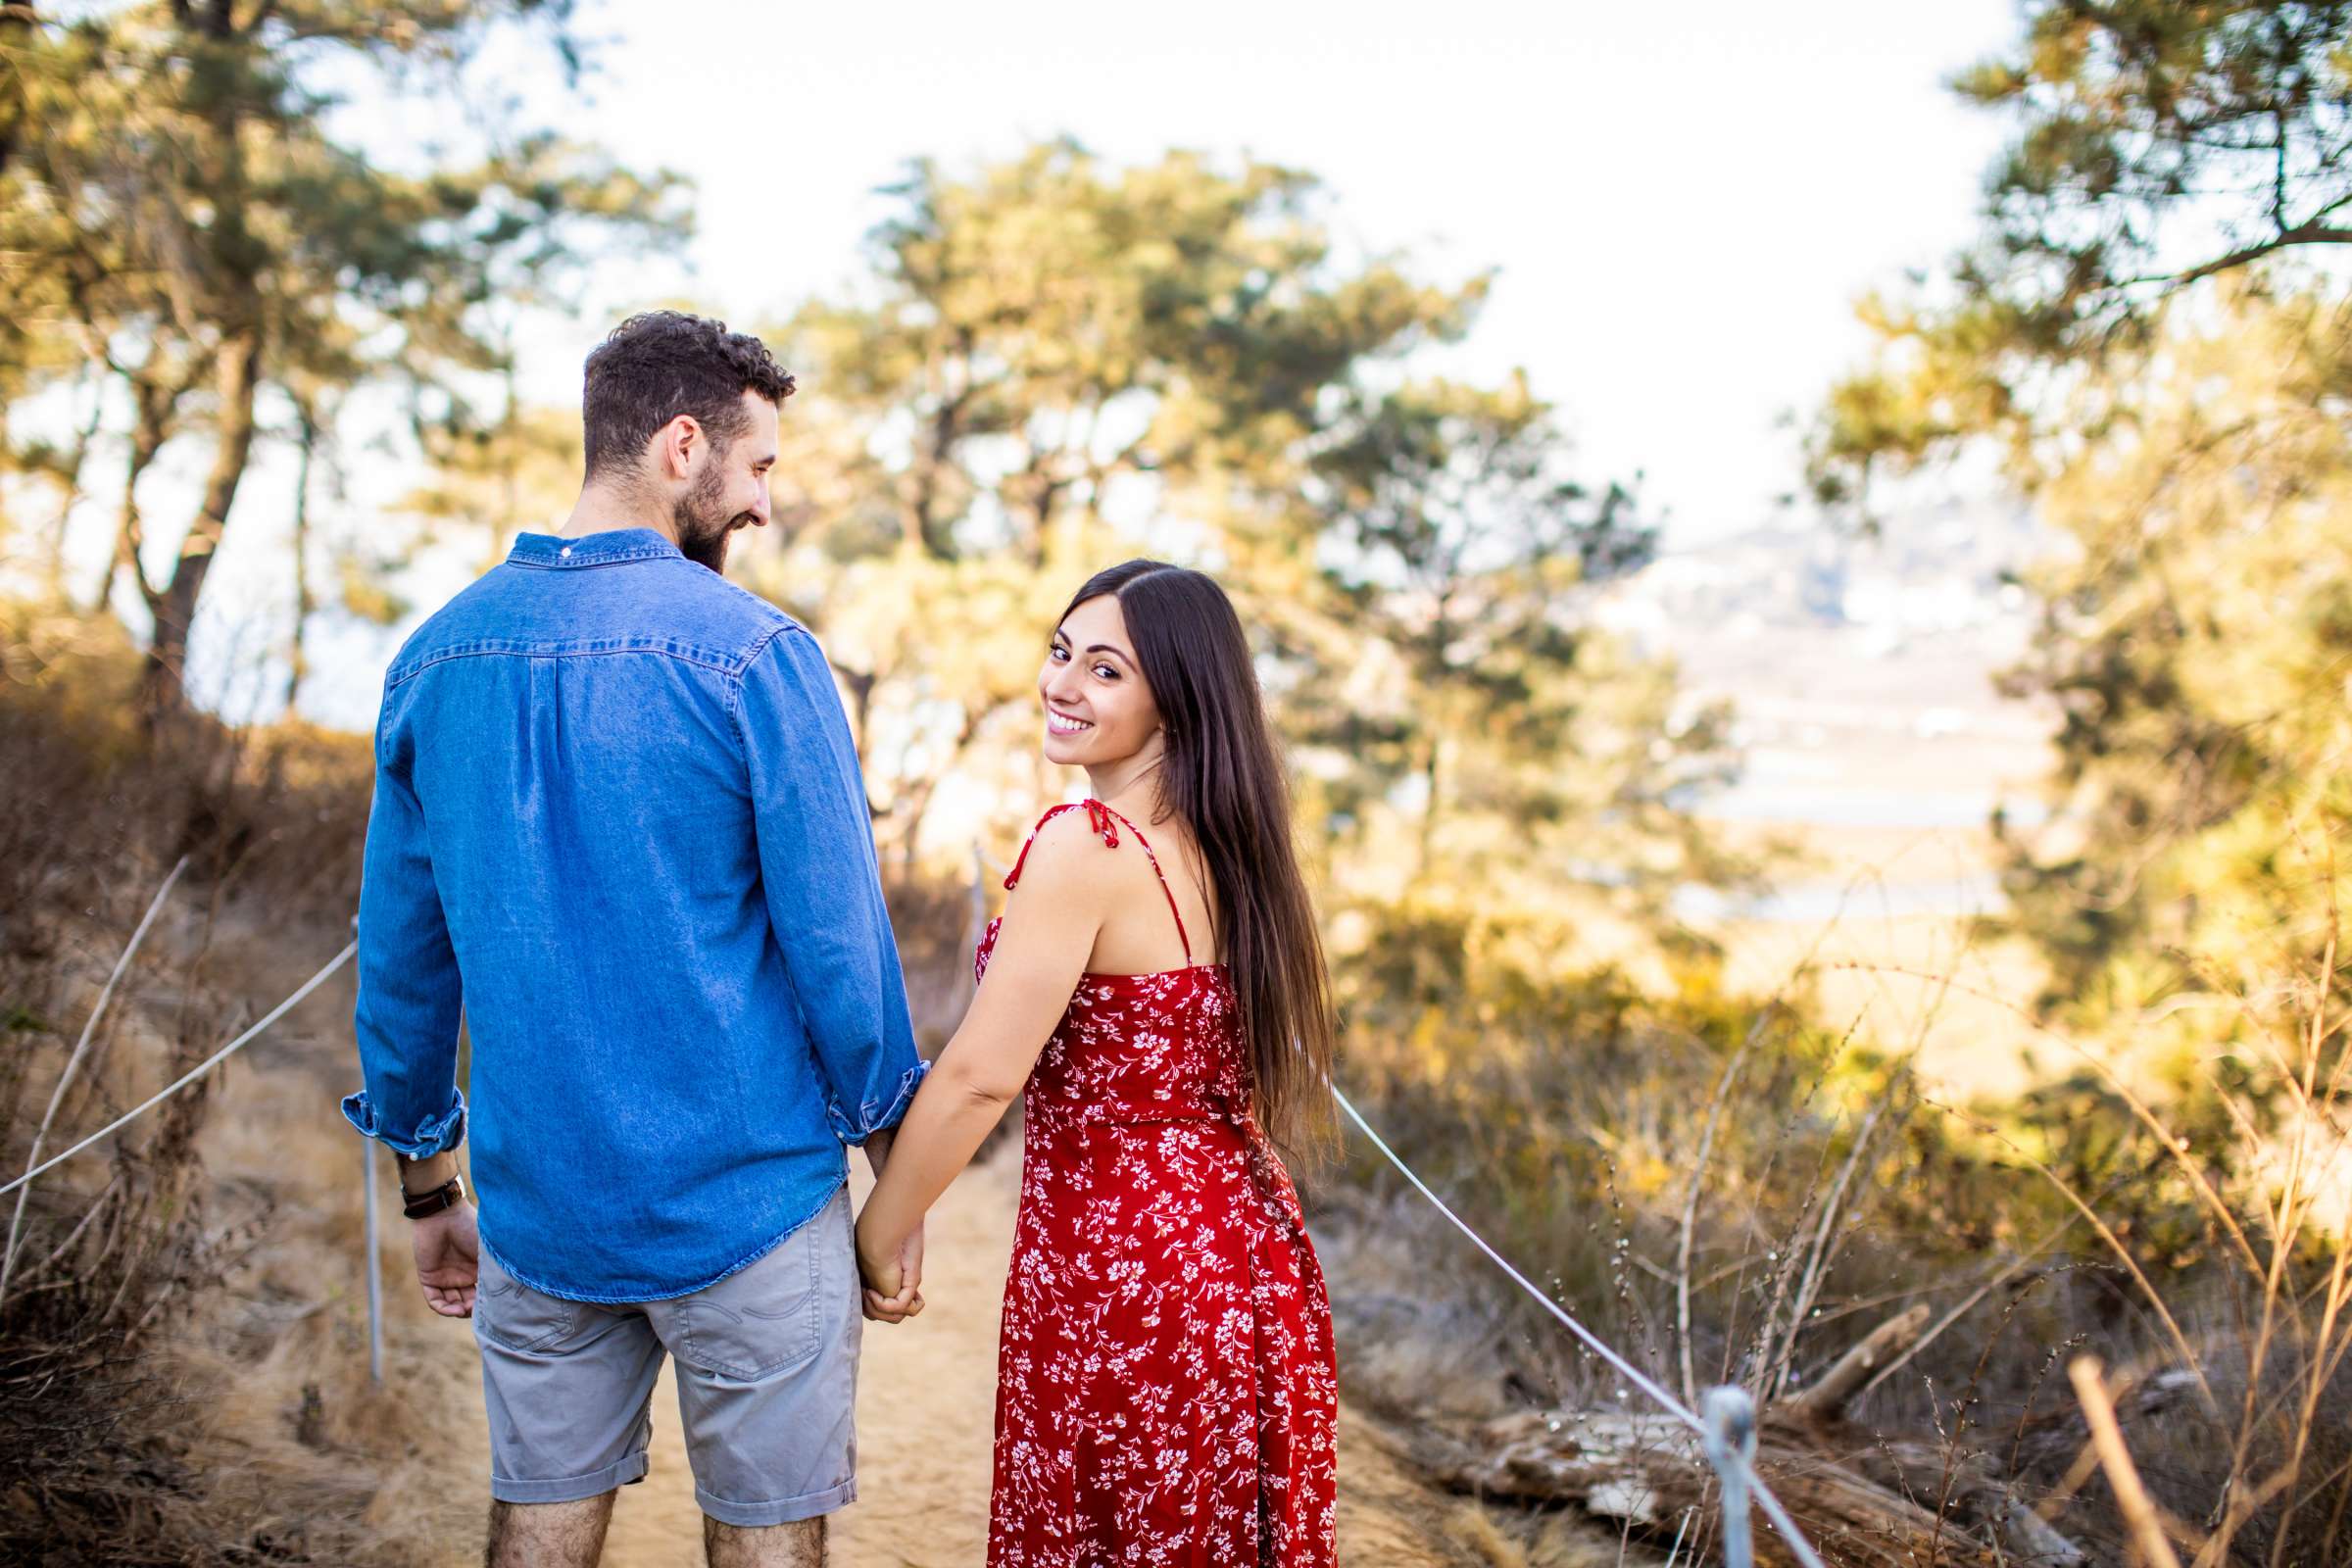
[1328, 898, 2352, 1565]
[0, 611, 375, 1563]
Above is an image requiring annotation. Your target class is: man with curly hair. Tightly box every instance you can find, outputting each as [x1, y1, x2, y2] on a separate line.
[344, 311, 925, 1567]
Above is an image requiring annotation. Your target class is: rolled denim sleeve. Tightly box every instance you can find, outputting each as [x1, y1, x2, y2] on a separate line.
[736, 625, 925, 1146]
[343, 702, 467, 1158]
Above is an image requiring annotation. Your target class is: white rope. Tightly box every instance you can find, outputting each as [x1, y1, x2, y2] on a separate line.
[7, 851, 1812, 1565]
[2, 855, 189, 1297]
[1330, 1084, 1827, 1568]
[0, 941, 358, 1200]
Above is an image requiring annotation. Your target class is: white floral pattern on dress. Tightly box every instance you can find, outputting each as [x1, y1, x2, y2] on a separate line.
[979, 800, 1339, 1567]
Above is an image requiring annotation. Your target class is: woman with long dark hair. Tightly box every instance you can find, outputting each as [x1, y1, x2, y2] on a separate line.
[854, 559, 1341, 1564]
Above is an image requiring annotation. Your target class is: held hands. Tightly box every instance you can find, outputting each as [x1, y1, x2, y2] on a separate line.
[855, 1212, 924, 1325]
[412, 1200, 481, 1317]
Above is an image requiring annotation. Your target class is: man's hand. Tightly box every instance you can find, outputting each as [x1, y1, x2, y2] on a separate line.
[412, 1200, 480, 1317]
[396, 1150, 476, 1316]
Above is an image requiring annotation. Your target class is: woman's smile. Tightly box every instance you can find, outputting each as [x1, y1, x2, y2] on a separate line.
[1047, 709, 1094, 737]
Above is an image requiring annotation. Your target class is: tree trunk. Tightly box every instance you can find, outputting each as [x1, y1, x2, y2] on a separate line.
[1412, 603, 1455, 887]
[142, 328, 260, 714]
[496, 365, 521, 564]
[830, 660, 878, 759]
[0, 3, 34, 180]
[894, 772, 945, 874]
[285, 400, 318, 718]
[111, 376, 176, 618]
[1415, 734, 1442, 886]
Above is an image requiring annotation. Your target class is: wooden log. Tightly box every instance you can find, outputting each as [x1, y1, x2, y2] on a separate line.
[1409, 1309, 2103, 1567]
[1849, 1440, 2089, 1566]
[1418, 1412, 2011, 1566]
[1998, 1497, 2090, 1566]
[2070, 1357, 2184, 1568]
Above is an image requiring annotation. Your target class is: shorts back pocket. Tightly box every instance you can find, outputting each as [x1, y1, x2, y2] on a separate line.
[673, 1214, 830, 1383]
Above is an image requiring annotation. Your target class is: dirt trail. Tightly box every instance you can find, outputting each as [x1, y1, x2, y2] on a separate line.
[172, 915, 1568, 1566]
[596, 1152, 1488, 1568]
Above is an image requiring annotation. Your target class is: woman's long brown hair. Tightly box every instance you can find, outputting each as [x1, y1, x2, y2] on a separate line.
[1060, 560, 1339, 1168]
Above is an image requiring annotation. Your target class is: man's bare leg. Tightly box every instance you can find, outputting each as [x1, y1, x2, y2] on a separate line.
[704, 1514, 824, 1567]
[484, 1494, 617, 1567]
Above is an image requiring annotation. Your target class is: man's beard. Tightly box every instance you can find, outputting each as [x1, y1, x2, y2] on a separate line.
[674, 465, 752, 573]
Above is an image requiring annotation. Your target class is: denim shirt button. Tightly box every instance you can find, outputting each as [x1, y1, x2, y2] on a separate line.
[559, 546, 573, 559]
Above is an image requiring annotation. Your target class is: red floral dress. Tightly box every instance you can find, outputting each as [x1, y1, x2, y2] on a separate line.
[977, 800, 1339, 1567]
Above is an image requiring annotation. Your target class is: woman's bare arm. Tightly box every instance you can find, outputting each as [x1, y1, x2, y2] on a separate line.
[853, 814, 1110, 1298]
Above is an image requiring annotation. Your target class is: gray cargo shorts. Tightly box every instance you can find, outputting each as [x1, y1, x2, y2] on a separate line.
[472, 1185, 860, 1527]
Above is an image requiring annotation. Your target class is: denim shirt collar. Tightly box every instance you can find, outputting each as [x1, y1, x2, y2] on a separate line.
[508, 529, 682, 568]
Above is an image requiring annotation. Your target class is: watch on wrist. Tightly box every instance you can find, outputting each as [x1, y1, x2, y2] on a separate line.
[401, 1173, 466, 1220]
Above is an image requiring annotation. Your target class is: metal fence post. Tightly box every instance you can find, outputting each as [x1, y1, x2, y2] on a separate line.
[1701, 1386, 1758, 1568]
[364, 1138, 383, 1384]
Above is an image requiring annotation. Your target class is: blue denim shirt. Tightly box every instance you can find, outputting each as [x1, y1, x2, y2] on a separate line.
[343, 527, 924, 1302]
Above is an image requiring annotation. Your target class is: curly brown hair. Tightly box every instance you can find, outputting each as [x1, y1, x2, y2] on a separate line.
[581, 311, 797, 479]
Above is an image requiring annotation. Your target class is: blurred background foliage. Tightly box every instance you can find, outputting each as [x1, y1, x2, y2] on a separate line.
[1811, 0, 2352, 1145]
[5, 2, 2352, 1563]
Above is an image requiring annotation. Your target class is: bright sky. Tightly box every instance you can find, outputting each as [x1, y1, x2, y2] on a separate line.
[34, 0, 2024, 727]
[520, 0, 2018, 537]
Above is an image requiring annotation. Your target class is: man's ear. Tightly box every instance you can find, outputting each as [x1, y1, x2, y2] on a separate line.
[656, 415, 703, 479]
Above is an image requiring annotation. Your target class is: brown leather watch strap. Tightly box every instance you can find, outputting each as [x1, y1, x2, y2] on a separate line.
[401, 1173, 466, 1220]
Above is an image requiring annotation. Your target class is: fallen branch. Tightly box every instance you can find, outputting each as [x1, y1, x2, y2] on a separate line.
[1785, 1303, 1930, 1425]
[1418, 1308, 2093, 1568]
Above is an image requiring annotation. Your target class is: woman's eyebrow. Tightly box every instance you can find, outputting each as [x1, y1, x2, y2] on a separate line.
[1083, 644, 1130, 660]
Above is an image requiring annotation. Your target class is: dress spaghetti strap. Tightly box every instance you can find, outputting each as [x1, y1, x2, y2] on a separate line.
[1002, 799, 1194, 965]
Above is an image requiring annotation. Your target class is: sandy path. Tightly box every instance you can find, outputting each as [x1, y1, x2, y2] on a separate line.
[174, 915, 1558, 1568]
[590, 1147, 1486, 1568]
[178, 917, 1521, 1567]
[183, 926, 1505, 1560]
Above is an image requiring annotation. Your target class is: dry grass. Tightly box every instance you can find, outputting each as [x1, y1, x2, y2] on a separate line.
[1327, 890, 2352, 1565]
[0, 612, 377, 1564]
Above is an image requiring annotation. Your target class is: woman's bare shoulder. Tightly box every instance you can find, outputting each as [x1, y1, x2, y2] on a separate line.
[1010, 806, 1120, 891]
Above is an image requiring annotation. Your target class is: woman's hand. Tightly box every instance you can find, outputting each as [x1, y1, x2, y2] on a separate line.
[850, 812, 1104, 1327]
[857, 1214, 924, 1323]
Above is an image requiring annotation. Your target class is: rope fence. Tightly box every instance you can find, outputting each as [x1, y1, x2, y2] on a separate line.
[1, 856, 189, 1299]
[0, 940, 358, 1202]
[7, 845, 1820, 1564]
[1333, 1086, 1824, 1568]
